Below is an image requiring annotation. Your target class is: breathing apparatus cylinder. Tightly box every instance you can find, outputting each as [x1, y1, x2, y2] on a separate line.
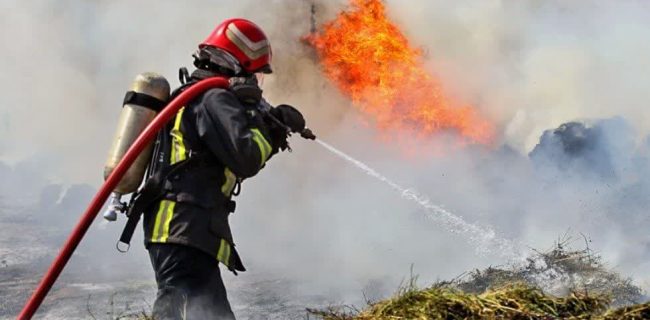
[103, 73, 170, 221]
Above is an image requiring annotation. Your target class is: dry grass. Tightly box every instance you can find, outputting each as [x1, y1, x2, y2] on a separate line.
[309, 283, 650, 320]
[453, 236, 643, 306]
[309, 239, 649, 320]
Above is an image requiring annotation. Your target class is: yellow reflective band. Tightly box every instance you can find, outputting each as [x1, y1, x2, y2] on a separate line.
[216, 239, 231, 266]
[170, 107, 186, 165]
[151, 200, 175, 243]
[221, 168, 237, 196]
[251, 128, 272, 166]
[151, 200, 169, 242]
[158, 201, 176, 243]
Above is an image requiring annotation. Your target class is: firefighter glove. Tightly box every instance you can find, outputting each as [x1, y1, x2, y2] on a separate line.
[268, 127, 289, 152]
[270, 104, 306, 133]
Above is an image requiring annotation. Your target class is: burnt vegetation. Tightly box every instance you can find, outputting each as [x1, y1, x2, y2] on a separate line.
[309, 237, 649, 319]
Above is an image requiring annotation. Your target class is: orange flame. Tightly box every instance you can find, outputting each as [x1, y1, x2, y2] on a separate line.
[307, 0, 494, 144]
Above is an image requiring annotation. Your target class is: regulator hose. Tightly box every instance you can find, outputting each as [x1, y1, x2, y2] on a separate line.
[17, 76, 230, 320]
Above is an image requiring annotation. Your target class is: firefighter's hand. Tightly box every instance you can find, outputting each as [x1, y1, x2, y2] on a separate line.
[268, 127, 289, 152]
[270, 104, 306, 133]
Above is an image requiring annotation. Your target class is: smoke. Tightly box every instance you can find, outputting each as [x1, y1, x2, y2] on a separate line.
[389, 0, 650, 151]
[381, 0, 650, 291]
[2, 0, 650, 317]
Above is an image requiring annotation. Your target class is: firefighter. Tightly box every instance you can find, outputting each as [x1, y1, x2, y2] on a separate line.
[140, 19, 307, 319]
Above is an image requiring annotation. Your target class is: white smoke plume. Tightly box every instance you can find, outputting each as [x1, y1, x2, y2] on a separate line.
[1, 0, 650, 318]
[390, 0, 650, 150]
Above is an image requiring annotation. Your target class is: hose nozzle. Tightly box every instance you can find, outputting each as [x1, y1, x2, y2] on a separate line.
[300, 128, 316, 140]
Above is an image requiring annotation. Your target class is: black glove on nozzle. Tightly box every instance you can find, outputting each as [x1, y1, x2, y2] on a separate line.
[270, 104, 306, 133]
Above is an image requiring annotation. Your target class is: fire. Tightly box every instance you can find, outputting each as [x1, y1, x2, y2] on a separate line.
[307, 0, 494, 144]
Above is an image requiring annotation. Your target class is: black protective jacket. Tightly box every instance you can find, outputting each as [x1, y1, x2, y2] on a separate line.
[142, 84, 277, 273]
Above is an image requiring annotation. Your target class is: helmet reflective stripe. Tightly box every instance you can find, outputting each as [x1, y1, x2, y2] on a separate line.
[200, 18, 272, 73]
[226, 23, 270, 60]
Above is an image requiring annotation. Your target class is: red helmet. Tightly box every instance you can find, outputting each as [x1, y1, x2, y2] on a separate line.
[200, 18, 272, 74]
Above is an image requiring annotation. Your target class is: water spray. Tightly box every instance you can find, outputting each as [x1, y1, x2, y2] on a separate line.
[17, 76, 519, 319]
[314, 139, 524, 261]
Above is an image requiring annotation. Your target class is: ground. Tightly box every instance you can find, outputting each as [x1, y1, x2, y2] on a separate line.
[0, 209, 331, 320]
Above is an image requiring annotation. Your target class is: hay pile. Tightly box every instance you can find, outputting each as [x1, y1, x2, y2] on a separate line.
[309, 241, 649, 319]
[454, 239, 643, 306]
[311, 283, 650, 319]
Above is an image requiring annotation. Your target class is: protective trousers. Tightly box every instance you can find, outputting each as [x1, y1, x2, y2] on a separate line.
[148, 243, 235, 320]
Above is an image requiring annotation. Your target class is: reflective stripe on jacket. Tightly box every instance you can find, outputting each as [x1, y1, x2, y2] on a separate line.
[143, 87, 275, 273]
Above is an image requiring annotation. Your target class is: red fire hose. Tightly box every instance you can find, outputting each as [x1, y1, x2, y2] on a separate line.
[18, 77, 230, 320]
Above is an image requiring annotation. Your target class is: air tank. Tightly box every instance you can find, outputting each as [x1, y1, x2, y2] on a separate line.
[103, 72, 170, 221]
